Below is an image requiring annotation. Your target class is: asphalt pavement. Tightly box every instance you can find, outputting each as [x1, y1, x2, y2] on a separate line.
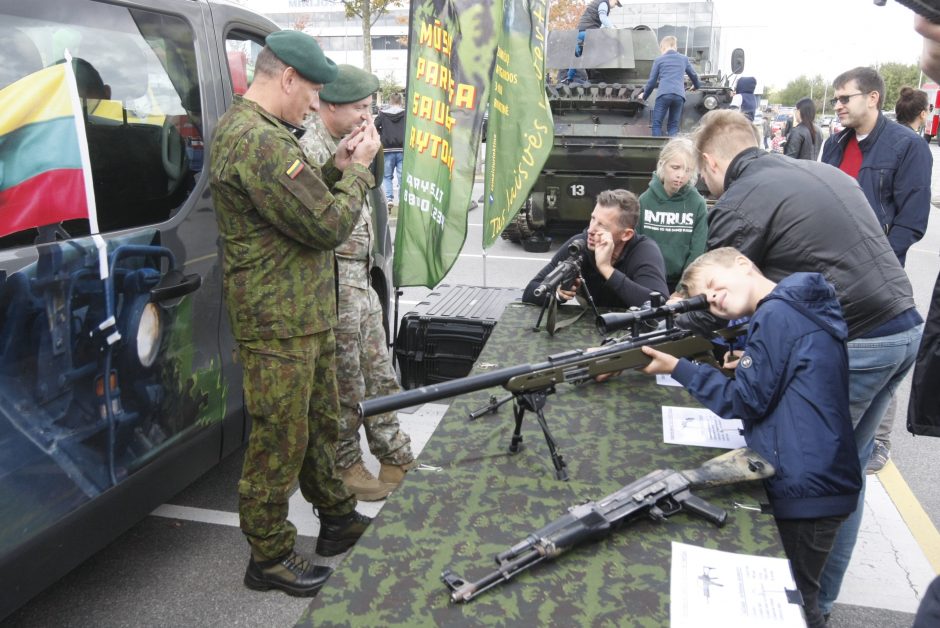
[5, 145, 940, 627]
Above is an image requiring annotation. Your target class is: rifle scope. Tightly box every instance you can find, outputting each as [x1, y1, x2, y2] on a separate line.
[597, 294, 708, 334]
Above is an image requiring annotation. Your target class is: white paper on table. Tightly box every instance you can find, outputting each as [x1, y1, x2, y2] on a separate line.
[661, 405, 747, 449]
[656, 373, 683, 387]
[670, 542, 806, 628]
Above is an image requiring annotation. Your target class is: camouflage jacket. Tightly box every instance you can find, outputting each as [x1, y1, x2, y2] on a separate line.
[209, 96, 374, 340]
[300, 115, 374, 289]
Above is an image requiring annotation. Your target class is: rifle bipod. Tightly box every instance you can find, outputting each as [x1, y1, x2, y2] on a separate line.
[509, 389, 568, 481]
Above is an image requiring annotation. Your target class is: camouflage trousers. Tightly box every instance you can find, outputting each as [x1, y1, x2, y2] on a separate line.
[237, 332, 355, 560]
[334, 283, 414, 469]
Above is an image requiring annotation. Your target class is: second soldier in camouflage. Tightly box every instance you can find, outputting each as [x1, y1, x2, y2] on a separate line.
[301, 65, 416, 502]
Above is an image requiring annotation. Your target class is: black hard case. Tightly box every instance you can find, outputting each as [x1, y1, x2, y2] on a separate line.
[395, 285, 521, 389]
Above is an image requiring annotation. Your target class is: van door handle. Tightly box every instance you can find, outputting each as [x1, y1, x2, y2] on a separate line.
[150, 272, 202, 303]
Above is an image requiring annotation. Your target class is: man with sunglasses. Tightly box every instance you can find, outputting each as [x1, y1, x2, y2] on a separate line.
[822, 70, 932, 470]
[822, 67, 932, 268]
[819, 65, 931, 620]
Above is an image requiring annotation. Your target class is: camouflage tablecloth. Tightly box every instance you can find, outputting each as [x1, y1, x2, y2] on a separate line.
[301, 302, 782, 627]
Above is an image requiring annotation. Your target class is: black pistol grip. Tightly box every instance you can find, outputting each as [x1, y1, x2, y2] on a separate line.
[682, 493, 727, 527]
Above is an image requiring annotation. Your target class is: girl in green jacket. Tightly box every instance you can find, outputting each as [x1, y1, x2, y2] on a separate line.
[637, 137, 708, 293]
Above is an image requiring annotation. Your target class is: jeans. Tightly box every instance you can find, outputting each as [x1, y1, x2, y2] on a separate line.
[818, 323, 924, 614]
[383, 151, 403, 203]
[651, 93, 684, 136]
[777, 515, 847, 628]
[565, 31, 587, 82]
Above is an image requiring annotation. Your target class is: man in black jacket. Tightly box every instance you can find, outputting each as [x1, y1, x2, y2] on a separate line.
[374, 92, 405, 209]
[692, 110, 923, 622]
[523, 189, 668, 309]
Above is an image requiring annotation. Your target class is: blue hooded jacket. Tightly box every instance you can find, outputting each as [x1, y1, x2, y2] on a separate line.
[672, 273, 861, 520]
[734, 76, 758, 120]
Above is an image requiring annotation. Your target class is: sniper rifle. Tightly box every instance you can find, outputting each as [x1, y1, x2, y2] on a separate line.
[441, 447, 774, 602]
[360, 295, 713, 480]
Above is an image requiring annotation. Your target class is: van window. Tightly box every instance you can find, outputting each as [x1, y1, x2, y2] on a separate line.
[0, 2, 203, 248]
[225, 33, 266, 96]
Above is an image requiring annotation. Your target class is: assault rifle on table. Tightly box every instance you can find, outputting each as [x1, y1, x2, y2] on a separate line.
[360, 294, 713, 480]
[441, 447, 774, 603]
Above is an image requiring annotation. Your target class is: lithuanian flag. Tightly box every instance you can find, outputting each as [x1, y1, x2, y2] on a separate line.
[0, 62, 97, 238]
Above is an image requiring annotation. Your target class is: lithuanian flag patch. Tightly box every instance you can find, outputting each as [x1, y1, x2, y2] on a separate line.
[286, 159, 304, 179]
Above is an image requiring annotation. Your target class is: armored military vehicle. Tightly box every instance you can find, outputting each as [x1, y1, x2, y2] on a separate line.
[501, 26, 743, 247]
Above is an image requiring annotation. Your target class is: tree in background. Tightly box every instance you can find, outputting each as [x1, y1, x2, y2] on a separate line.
[335, 0, 405, 74]
[874, 62, 922, 106]
[378, 72, 403, 105]
[767, 62, 920, 116]
[549, 0, 584, 30]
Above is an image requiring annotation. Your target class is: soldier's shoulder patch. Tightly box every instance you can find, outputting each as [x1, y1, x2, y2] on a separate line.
[740, 355, 753, 369]
[286, 159, 305, 179]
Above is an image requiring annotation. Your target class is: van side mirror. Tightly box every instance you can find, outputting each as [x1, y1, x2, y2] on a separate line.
[731, 49, 745, 75]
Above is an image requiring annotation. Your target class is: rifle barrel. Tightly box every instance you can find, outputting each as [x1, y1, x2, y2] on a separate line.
[359, 363, 534, 417]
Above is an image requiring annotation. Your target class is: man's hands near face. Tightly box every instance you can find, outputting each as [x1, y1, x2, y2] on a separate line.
[335, 123, 381, 170]
[593, 230, 616, 278]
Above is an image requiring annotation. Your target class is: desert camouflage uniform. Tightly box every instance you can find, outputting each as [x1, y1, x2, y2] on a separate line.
[301, 116, 414, 470]
[209, 96, 374, 560]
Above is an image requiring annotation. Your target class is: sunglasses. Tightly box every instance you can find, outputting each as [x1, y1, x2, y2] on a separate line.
[829, 92, 868, 106]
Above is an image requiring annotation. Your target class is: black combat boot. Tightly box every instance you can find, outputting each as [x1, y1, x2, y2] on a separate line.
[244, 551, 332, 597]
[316, 511, 372, 556]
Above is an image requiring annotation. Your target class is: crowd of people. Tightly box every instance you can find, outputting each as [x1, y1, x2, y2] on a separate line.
[521, 64, 934, 628]
[206, 19, 940, 626]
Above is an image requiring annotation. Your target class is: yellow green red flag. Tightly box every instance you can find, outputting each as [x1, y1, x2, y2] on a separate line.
[0, 62, 96, 238]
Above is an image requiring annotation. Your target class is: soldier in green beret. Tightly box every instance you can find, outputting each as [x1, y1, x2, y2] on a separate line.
[301, 65, 417, 502]
[209, 32, 380, 597]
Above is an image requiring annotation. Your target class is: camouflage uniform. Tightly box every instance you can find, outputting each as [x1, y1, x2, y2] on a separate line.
[209, 96, 374, 560]
[301, 116, 414, 470]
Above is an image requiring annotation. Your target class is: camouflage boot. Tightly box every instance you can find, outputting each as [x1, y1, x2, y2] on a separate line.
[378, 460, 418, 491]
[340, 461, 392, 501]
[243, 551, 332, 597]
[316, 511, 372, 556]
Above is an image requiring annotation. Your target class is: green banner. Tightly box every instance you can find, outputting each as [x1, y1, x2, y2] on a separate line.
[481, 0, 553, 248]
[393, 1, 500, 288]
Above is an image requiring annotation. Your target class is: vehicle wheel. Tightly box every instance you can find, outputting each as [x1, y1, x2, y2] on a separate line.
[499, 203, 536, 243]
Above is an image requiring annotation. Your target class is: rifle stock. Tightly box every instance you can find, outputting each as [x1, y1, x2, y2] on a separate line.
[442, 448, 774, 603]
[359, 328, 715, 417]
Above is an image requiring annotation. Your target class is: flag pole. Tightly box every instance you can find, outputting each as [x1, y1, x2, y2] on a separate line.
[63, 49, 108, 281]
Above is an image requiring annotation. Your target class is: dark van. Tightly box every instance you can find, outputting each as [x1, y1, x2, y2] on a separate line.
[0, 0, 391, 618]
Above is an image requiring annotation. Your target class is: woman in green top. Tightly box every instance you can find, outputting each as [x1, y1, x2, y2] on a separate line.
[636, 137, 708, 293]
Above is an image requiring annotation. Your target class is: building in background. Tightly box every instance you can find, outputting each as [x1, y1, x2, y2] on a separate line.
[241, 1, 721, 89]
[244, 0, 410, 86]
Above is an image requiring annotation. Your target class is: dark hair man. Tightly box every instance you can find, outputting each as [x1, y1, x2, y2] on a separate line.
[821, 66, 932, 480]
[209, 31, 380, 597]
[522, 189, 668, 308]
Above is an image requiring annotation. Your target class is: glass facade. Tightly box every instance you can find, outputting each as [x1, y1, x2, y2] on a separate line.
[614, 2, 719, 74]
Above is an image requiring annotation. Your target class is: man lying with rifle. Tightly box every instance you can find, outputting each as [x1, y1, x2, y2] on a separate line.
[521, 189, 668, 309]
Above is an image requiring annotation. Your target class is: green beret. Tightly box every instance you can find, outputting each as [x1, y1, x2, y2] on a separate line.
[266, 30, 337, 84]
[319, 64, 380, 104]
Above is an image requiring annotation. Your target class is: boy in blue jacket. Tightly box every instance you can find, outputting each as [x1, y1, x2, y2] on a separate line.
[641, 247, 861, 628]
